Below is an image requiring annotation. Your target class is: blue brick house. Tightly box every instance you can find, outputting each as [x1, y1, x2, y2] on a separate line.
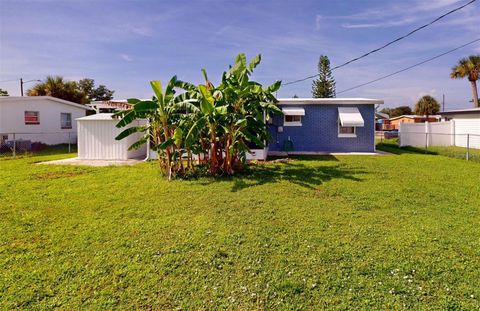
[266, 98, 383, 155]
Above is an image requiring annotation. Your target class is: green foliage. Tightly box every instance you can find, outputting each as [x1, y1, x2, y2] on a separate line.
[414, 95, 440, 116]
[27, 76, 114, 104]
[115, 53, 282, 179]
[2, 151, 480, 309]
[0, 88, 8, 96]
[451, 55, 480, 107]
[380, 105, 412, 117]
[77, 78, 115, 102]
[312, 55, 336, 98]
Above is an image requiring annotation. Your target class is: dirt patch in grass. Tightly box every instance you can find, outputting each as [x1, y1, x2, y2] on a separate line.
[34, 171, 85, 180]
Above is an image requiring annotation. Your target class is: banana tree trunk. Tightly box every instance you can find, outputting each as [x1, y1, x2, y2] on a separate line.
[209, 125, 218, 175]
[224, 124, 234, 175]
[163, 123, 172, 180]
[224, 135, 231, 175]
[471, 80, 479, 108]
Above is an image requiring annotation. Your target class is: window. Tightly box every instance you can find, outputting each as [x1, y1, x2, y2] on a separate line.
[25, 111, 39, 125]
[337, 107, 363, 138]
[338, 119, 357, 137]
[284, 115, 302, 126]
[61, 113, 72, 129]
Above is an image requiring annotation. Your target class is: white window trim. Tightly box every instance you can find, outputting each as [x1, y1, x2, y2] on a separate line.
[61, 112, 72, 129]
[284, 115, 302, 127]
[338, 118, 357, 138]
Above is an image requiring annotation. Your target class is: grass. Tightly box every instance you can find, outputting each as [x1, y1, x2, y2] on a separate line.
[377, 138, 480, 162]
[1, 150, 480, 309]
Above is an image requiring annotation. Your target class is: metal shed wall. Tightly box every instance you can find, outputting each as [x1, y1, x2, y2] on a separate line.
[77, 118, 147, 160]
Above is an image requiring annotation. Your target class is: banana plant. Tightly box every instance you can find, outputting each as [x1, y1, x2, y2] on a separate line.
[114, 76, 197, 179]
[115, 53, 282, 179]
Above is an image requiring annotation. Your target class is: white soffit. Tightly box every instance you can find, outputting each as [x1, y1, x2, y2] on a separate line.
[338, 107, 364, 127]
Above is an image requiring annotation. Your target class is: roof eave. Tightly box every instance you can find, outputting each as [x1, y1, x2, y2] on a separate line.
[277, 98, 384, 105]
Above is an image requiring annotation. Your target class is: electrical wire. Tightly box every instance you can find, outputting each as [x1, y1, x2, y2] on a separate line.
[283, 0, 477, 86]
[337, 37, 480, 94]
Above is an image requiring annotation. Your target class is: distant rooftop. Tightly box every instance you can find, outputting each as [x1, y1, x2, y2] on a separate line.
[438, 107, 480, 115]
[389, 114, 441, 120]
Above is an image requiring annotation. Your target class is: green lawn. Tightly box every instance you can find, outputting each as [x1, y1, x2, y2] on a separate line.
[377, 139, 480, 162]
[1, 151, 480, 309]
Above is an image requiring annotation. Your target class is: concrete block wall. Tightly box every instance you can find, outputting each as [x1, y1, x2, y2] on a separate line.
[268, 104, 375, 152]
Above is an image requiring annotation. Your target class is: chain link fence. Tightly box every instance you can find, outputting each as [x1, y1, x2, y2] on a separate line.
[0, 132, 76, 158]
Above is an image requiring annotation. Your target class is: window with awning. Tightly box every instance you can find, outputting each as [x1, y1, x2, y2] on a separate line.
[282, 108, 305, 126]
[282, 108, 305, 116]
[338, 107, 364, 137]
[338, 107, 364, 127]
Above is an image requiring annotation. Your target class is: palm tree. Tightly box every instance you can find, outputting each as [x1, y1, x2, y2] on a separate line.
[27, 75, 87, 104]
[414, 95, 440, 117]
[450, 55, 480, 107]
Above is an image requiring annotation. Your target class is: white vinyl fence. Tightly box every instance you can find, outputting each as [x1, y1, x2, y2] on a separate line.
[399, 120, 480, 150]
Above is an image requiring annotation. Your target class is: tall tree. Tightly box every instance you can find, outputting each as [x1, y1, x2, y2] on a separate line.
[78, 78, 114, 101]
[450, 55, 480, 107]
[312, 55, 336, 98]
[0, 88, 8, 96]
[414, 95, 440, 117]
[91, 85, 114, 101]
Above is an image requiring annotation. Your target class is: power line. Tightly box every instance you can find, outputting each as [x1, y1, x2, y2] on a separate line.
[337, 38, 480, 94]
[283, 0, 477, 86]
[0, 79, 20, 83]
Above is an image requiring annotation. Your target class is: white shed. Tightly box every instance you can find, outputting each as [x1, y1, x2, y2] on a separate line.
[77, 113, 147, 160]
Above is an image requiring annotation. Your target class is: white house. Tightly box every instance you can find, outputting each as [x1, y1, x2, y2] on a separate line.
[0, 96, 91, 145]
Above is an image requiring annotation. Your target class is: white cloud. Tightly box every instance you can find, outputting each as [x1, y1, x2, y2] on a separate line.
[315, 15, 322, 30]
[120, 54, 132, 62]
[342, 17, 415, 29]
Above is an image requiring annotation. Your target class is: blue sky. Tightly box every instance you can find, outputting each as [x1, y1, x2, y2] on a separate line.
[0, 0, 479, 109]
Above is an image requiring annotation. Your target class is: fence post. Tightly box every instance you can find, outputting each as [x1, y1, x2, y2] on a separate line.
[12, 133, 16, 158]
[425, 121, 430, 150]
[425, 133, 428, 152]
[68, 132, 71, 153]
[466, 134, 470, 161]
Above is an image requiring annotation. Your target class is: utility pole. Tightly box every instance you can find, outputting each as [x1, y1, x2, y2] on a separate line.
[20, 78, 41, 96]
[442, 94, 445, 112]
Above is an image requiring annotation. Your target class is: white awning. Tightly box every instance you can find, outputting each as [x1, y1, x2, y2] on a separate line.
[338, 107, 364, 127]
[282, 108, 305, 116]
